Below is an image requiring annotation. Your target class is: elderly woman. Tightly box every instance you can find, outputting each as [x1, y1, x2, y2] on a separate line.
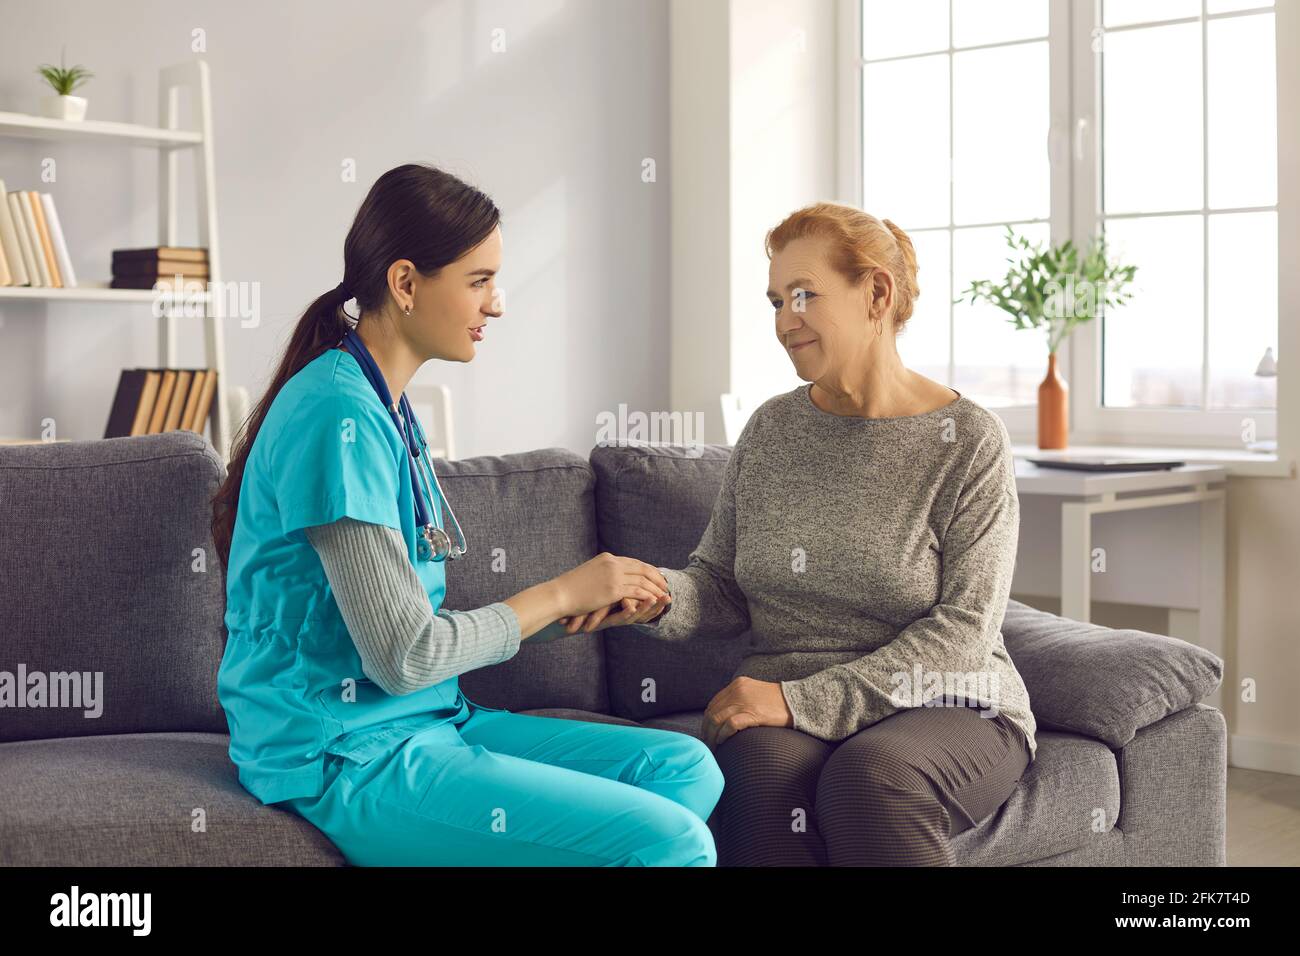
[562, 201, 1037, 866]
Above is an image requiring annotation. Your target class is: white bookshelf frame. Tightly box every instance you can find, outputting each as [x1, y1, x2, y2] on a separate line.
[0, 59, 237, 461]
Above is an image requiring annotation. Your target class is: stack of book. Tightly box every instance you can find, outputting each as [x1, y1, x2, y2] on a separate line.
[110, 246, 208, 291]
[0, 177, 77, 289]
[104, 368, 218, 439]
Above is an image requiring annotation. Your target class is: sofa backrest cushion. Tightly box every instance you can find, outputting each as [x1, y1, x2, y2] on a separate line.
[590, 442, 752, 720]
[1001, 598, 1224, 747]
[0, 432, 229, 742]
[437, 448, 608, 713]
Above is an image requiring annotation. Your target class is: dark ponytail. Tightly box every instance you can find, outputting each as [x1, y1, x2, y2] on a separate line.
[210, 163, 501, 569]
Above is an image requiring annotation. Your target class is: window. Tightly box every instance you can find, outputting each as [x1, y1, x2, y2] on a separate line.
[858, 0, 1052, 409]
[843, 0, 1283, 445]
[1098, 1, 1277, 413]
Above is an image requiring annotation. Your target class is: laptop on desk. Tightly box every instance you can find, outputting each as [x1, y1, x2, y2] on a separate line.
[1024, 455, 1186, 472]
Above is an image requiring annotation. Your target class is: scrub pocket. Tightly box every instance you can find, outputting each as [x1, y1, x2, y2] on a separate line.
[313, 677, 462, 738]
[465, 699, 509, 715]
[322, 718, 433, 767]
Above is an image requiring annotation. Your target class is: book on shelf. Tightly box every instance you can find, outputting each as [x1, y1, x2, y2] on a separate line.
[112, 259, 210, 279]
[0, 178, 78, 288]
[27, 190, 61, 287]
[110, 245, 209, 289]
[40, 193, 78, 287]
[110, 274, 209, 291]
[0, 179, 27, 286]
[104, 367, 217, 439]
[4, 192, 39, 285]
[112, 246, 208, 265]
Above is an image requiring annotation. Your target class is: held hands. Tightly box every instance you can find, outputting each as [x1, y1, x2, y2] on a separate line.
[545, 555, 791, 749]
[558, 591, 672, 635]
[550, 552, 671, 626]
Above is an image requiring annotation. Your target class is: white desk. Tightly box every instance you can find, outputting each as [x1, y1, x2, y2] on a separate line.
[1011, 458, 1226, 703]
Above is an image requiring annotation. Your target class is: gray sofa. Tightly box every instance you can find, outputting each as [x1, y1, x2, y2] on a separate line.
[0, 430, 1227, 866]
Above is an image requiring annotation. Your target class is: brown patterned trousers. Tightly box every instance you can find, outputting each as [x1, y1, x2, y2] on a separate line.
[710, 704, 1031, 866]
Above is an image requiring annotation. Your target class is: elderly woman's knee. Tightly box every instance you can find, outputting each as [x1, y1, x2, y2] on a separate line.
[815, 735, 936, 807]
[713, 725, 830, 779]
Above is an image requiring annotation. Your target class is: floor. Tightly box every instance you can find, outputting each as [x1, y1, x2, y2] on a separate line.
[1227, 766, 1300, 865]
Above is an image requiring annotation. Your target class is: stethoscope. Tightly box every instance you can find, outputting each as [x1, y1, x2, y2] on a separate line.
[338, 326, 468, 562]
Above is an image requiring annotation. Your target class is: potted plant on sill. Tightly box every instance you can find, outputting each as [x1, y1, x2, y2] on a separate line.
[956, 226, 1137, 450]
[37, 47, 94, 121]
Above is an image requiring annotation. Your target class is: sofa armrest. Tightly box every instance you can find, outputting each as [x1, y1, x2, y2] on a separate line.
[1000, 599, 1223, 748]
[1115, 703, 1228, 866]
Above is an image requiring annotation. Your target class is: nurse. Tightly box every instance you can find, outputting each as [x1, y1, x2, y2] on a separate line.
[210, 163, 724, 866]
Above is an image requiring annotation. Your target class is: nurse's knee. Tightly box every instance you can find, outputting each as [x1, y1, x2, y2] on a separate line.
[682, 736, 725, 793]
[655, 735, 724, 791]
[632, 809, 716, 867]
[676, 812, 718, 867]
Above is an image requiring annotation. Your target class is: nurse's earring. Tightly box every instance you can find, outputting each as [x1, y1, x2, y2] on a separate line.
[404, 304, 412, 316]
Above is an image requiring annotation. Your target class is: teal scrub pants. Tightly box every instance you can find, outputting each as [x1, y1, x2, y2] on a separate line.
[280, 704, 726, 866]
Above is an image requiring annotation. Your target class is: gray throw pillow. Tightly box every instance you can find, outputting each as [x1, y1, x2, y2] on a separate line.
[1000, 598, 1224, 747]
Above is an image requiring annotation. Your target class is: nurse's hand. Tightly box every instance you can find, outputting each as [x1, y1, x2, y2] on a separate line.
[550, 552, 670, 619]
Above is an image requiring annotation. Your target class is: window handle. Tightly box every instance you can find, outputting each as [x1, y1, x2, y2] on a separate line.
[1074, 116, 1091, 163]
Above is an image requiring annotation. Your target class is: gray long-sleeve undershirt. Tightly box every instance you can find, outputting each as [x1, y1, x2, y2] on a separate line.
[305, 516, 521, 696]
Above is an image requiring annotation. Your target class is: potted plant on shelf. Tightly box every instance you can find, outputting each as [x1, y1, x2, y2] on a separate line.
[956, 226, 1137, 450]
[36, 47, 94, 121]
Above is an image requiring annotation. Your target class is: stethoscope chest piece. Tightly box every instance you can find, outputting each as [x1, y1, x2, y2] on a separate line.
[417, 525, 454, 562]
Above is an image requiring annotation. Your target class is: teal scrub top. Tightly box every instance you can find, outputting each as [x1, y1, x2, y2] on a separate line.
[217, 346, 470, 805]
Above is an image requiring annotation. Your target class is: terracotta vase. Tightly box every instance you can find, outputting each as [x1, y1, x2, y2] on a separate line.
[1037, 352, 1068, 449]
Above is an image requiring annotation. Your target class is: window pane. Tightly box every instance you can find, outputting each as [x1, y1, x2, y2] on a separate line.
[952, 223, 1051, 406]
[952, 0, 1048, 48]
[1207, 0, 1273, 12]
[953, 41, 1050, 224]
[1101, 215, 1204, 408]
[896, 229, 951, 383]
[864, 55, 950, 228]
[1103, 22, 1202, 214]
[1208, 13, 1276, 208]
[1208, 212, 1277, 409]
[1103, 0, 1199, 28]
[862, 0, 948, 60]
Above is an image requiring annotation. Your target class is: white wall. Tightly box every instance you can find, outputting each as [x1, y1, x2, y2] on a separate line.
[729, 0, 835, 405]
[0, 0, 670, 459]
[670, 0, 835, 443]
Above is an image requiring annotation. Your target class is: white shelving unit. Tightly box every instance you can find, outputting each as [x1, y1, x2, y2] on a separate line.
[0, 59, 239, 461]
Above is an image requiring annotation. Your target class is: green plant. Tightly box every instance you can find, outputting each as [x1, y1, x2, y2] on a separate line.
[36, 47, 93, 96]
[955, 225, 1138, 354]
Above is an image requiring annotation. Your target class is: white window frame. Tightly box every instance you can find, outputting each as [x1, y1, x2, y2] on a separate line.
[838, 0, 1292, 451]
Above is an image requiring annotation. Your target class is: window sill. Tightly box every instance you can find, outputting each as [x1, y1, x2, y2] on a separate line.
[1010, 442, 1293, 479]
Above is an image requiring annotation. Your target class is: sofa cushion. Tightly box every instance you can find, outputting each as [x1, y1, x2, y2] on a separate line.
[590, 442, 752, 720]
[1000, 599, 1223, 748]
[639, 709, 708, 740]
[0, 432, 229, 742]
[436, 449, 608, 713]
[0, 733, 342, 865]
[951, 730, 1122, 866]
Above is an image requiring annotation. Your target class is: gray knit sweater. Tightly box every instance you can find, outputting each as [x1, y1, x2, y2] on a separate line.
[633, 383, 1037, 760]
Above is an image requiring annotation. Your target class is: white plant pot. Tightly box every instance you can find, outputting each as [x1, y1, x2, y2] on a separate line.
[41, 94, 88, 121]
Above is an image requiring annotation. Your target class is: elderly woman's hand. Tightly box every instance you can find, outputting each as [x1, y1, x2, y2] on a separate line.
[702, 677, 794, 749]
[557, 592, 671, 635]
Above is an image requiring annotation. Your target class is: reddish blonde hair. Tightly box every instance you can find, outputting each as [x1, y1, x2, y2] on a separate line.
[764, 202, 920, 332]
